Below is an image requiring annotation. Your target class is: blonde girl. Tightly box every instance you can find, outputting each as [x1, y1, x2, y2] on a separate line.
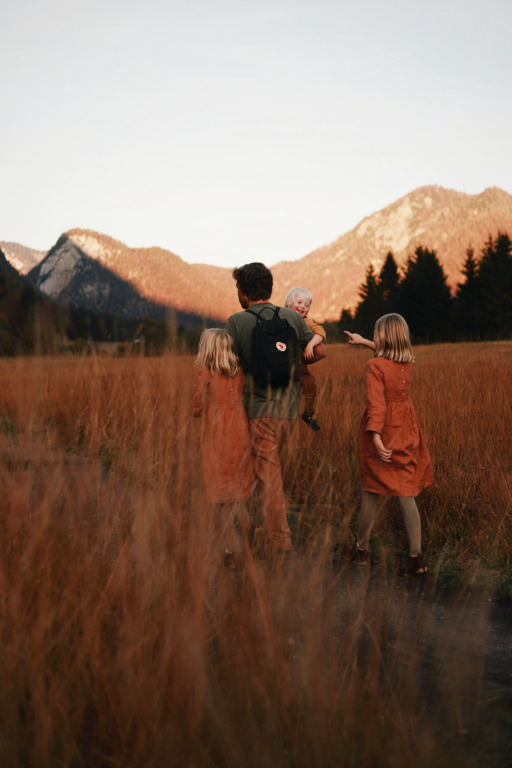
[193, 329, 253, 563]
[345, 314, 433, 575]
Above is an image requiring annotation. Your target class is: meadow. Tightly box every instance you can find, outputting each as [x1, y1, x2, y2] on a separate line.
[0, 342, 510, 767]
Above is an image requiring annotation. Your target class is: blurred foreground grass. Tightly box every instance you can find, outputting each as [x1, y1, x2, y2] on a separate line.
[0, 342, 510, 766]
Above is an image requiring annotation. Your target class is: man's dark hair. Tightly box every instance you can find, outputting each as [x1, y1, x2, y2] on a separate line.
[232, 263, 273, 301]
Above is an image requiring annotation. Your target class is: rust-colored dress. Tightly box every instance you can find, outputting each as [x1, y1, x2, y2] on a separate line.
[357, 357, 433, 497]
[192, 368, 253, 504]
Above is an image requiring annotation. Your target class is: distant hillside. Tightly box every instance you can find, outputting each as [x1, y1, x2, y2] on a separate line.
[0, 247, 24, 283]
[21, 185, 512, 322]
[270, 186, 512, 319]
[0, 242, 46, 274]
[28, 233, 218, 327]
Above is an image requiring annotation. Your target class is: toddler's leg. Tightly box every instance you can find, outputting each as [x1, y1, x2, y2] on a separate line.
[398, 496, 422, 555]
[357, 491, 379, 549]
[300, 368, 320, 431]
[302, 369, 317, 414]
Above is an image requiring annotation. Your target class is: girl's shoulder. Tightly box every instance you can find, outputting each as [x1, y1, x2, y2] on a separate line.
[196, 367, 214, 382]
[367, 356, 410, 369]
[365, 357, 412, 378]
[365, 356, 390, 371]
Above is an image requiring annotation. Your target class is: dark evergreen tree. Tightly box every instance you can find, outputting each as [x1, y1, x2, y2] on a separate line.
[453, 248, 481, 339]
[339, 307, 355, 334]
[378, 251, 401, 315]
[354, 264, 382, 338]
[397, 246, 453, 342]
[478, 232, 512, 338]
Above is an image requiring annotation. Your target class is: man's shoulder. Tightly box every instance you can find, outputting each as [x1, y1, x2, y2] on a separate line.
[226, 310, 249, 323]
[227, 303, 275, 326]
[227, 303, 311, 336]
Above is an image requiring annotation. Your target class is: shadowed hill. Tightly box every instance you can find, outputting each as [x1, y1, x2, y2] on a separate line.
[28, 234, 214, 327]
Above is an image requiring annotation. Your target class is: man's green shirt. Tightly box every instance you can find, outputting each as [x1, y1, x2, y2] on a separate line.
[225, 303, 314, 419]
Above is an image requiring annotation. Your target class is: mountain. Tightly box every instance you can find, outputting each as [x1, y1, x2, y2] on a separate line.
[0, 242, 46, 274]
[270, 185, 512, 319]
[0, 247, 25, 283]
[28, 232, 221, 326]
[25, 185, 512, 323]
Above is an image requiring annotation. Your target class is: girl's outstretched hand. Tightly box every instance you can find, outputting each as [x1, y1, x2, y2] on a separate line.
[343, 331, 376, 349]
[343, 331, 364, 344]
[372, 433, 392, 462]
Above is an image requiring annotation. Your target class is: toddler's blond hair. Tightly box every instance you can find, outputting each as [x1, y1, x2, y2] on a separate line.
[284, 287, 313, 308]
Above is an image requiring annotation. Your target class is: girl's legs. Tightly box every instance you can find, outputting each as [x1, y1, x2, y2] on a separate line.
[357, 491, 379, 549]
[397, 496, 422, 555]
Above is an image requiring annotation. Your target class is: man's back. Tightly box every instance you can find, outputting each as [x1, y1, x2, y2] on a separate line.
[226, 302, 313, 419]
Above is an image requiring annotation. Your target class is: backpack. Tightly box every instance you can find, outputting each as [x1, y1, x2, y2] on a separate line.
[246, 306, 300, 388]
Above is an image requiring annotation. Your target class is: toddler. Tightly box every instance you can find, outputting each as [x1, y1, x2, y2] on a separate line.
[284, 287, 326, 431]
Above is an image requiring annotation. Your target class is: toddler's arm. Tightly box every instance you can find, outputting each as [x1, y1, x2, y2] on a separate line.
[343, 331, 376, 350]
[304, 333, 324, 361]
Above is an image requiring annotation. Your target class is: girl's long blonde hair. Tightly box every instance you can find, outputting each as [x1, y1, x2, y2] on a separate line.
[194, 329, 239, 377]
[374, 314, 414, 363]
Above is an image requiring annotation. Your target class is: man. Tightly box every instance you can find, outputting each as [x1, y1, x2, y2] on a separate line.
[225, 263, 326, 552]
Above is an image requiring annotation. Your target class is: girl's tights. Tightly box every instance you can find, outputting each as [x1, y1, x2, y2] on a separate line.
[357, 491, 422, 554]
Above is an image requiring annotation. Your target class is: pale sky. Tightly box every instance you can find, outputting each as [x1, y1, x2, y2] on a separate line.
[2, 0, 511, 267]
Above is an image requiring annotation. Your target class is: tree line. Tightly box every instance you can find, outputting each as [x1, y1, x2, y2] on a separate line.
[337, 232, 512, 342]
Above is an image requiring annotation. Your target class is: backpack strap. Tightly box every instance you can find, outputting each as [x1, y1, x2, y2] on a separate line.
[246, 306, 281, 321]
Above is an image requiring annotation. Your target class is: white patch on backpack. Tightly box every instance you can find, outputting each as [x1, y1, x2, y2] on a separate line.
[276, 342, 287, 352]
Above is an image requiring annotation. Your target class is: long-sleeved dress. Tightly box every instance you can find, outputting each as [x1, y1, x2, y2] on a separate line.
[357, 357, 433, 497]
[192, 368, 253, 504]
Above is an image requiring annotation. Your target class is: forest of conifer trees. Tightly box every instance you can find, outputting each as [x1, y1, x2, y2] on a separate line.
[340, 232, 512, 342]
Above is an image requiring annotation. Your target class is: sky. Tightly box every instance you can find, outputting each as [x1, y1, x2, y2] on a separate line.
[1, 0, 511, 268]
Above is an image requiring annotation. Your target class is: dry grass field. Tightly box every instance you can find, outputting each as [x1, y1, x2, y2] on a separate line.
[0, 342, 510, 767]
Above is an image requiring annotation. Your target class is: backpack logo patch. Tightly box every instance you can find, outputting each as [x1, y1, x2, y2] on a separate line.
[276, 342, 287, 352]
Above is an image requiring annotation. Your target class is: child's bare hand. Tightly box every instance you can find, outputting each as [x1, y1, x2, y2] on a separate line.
[303, 340, 316, 361]
[344, 331, 365, 345]
[372, 433, 392, 462]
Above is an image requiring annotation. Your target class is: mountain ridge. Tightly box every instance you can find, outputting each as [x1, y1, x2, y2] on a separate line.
[18, 185, 512, 322]
[0, 242, 47, 274]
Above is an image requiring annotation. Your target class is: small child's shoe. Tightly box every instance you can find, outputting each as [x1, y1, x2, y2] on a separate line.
[406, 553, 428, 575]
[301, 410, 321, 431]
[223, 549, 236, 568]
[351, 545, 369, 566]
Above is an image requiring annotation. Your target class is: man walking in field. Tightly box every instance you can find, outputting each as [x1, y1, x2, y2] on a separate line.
[226, 262, 326, 552]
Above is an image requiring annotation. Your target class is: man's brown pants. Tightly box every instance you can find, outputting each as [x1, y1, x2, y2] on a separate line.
[248, 417, 295, 551]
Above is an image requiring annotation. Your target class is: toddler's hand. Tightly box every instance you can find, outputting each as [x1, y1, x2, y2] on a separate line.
[372, 433, 392, 462]
[303, 340, 316, 361]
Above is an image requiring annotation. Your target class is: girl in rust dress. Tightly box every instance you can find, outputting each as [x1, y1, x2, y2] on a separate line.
[345, 314, 433, 575]
[193, 329, 253, 562]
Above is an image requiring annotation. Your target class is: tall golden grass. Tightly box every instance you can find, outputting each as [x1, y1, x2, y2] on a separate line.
[0, 343, 510, 767]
